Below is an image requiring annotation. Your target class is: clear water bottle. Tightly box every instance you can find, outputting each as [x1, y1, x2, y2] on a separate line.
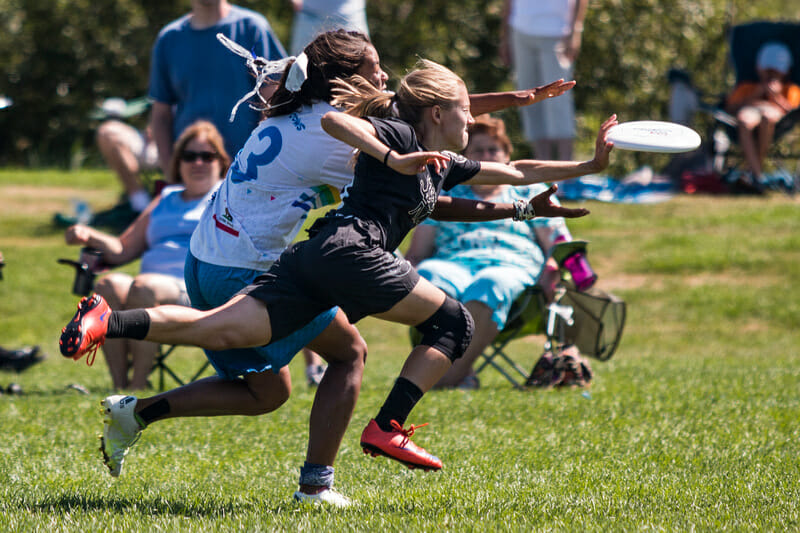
[72, 199, 92, 224]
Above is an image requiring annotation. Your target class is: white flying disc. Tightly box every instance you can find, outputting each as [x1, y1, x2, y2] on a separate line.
[607, 120, 701, 153]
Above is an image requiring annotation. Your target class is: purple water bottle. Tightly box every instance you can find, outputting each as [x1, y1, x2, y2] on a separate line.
[554, 237, 597, 291]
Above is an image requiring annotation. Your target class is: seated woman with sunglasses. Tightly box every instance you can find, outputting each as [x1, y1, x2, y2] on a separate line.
[63, 120, 229, 390]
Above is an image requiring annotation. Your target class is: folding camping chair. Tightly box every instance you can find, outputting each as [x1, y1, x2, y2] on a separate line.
[702, 21, 800, 191]
[410, 241, 627, 389]
[58, 249, 212, 391]
[151, 343, 211, 391]
[472, 240, 626, 388]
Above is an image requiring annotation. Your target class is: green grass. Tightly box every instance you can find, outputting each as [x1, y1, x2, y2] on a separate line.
[1, 169, 798, 531]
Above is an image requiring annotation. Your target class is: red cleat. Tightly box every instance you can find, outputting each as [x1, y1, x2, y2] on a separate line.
[360, 419, 443, 471]
[59, 294, 110, 366]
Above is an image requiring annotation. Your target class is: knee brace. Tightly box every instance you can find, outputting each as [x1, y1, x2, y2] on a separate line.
[413, 296, 474, 362]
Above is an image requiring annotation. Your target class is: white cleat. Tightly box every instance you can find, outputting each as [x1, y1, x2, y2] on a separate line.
[99, 395, 143, 477]
[293, 487, 352, 508]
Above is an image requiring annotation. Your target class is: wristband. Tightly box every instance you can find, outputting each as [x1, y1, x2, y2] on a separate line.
[383, 148, 393, 166]
[512, 199, 535, 221]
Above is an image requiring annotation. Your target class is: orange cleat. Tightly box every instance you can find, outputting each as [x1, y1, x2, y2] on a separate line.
[59, 294, 110, 366]
[360, 419, 442, 471]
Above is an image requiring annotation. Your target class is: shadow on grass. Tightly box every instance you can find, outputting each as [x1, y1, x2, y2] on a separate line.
[26, 493, 293, 517]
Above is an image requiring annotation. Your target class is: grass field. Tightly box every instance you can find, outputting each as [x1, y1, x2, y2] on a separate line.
[1, 168, 799, 532]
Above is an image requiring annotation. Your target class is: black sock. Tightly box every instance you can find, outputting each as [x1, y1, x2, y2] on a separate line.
[107, 309, 150, 340]
[375, 377, 423, 432]
[136, 398, 170, 426]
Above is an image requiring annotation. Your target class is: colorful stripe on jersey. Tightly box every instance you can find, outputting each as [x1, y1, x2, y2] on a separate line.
[290, 185, 342, 212]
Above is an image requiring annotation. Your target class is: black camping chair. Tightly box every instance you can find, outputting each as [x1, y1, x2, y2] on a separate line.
[410, 241, 626, 389]
[58, 248, 212, 390]
[703, 21, 800, 191]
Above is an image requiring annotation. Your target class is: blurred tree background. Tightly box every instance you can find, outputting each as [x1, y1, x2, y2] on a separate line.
[0, 0, 797, 172]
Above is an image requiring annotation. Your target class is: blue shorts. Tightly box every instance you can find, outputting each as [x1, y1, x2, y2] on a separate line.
[416, 259, 536, 330]
[184, 253, 338, 380]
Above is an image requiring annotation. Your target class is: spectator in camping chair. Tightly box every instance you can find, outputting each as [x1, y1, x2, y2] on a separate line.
[723, 38, 800, 192]
[683, 22, 800, 193]
[62, 121, 229, 390]
[405, 115, 580, 389]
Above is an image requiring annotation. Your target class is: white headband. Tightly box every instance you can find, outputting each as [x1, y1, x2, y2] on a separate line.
[286, 52, 309, 93]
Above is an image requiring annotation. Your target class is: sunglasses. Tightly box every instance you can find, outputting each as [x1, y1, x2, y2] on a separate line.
[180, 150, 218, 163]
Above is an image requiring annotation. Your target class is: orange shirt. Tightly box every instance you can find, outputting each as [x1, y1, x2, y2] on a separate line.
[727, 81, 800, 109]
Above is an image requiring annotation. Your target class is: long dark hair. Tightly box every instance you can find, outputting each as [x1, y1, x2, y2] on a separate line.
[265, 30, 373, 118]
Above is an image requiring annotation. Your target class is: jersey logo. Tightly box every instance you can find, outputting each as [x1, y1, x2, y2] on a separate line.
[408, 174, 437, 224]
[442, 150, 466, 164]
[213, 213, 239, 237]
[290, 113, 306, 131]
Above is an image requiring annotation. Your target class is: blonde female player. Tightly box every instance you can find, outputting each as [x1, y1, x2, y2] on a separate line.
[60, 52, 606, 504]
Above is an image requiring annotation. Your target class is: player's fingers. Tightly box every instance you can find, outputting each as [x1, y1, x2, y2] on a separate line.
[602, 114, 618, 129]
[560, 208, 590, 218]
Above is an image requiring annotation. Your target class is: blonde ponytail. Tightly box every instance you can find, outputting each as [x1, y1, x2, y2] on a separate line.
[331, 75, 396, 118]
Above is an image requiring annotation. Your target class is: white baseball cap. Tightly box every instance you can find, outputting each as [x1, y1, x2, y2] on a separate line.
[757, 41, 793, 74]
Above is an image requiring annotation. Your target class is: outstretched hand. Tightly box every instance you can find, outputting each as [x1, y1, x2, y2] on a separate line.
[388, 151, 450, 175]
[529, 185, 589, 219]
[513, 79, 576, 107]
[590, 114, 618, 172]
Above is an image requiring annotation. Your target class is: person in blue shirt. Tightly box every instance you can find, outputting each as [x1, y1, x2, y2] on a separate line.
[149, 0, 286, 170]
[89, 0, 285, 230]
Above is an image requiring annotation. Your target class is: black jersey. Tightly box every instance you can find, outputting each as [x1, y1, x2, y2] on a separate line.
[337, 117, 481, 252]
[248, 117, 480, 340]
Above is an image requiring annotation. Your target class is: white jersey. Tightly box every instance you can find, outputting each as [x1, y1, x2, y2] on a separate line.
[190, 101, 356, 271]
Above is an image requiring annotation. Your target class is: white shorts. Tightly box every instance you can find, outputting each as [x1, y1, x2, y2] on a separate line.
[511, 31, 576, 142]
[100, 120, 159, 170]
[737, 102, 785, 126]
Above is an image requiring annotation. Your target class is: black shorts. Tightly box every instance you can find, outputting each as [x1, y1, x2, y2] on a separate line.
[241, 216, 420, 342]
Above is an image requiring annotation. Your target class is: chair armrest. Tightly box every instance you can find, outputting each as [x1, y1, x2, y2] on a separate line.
[775, 107, 800, 139]
[550, 240, 588, 266]
[697, 102, 738, 127]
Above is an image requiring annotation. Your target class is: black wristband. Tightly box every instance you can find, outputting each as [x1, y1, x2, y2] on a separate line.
[383, 148, 393, 166]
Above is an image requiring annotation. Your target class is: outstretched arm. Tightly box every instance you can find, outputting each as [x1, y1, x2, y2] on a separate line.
[431, 185, 588, 222]
[321, 111, 450, 173]
[63, 197, 159, 265]
[430, 196, 514, 221]
[465, 114, 617, 186]
[469, 79, 576, 116]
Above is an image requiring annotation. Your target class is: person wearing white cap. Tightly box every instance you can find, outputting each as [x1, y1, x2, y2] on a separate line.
[724, 41, 800, 188]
